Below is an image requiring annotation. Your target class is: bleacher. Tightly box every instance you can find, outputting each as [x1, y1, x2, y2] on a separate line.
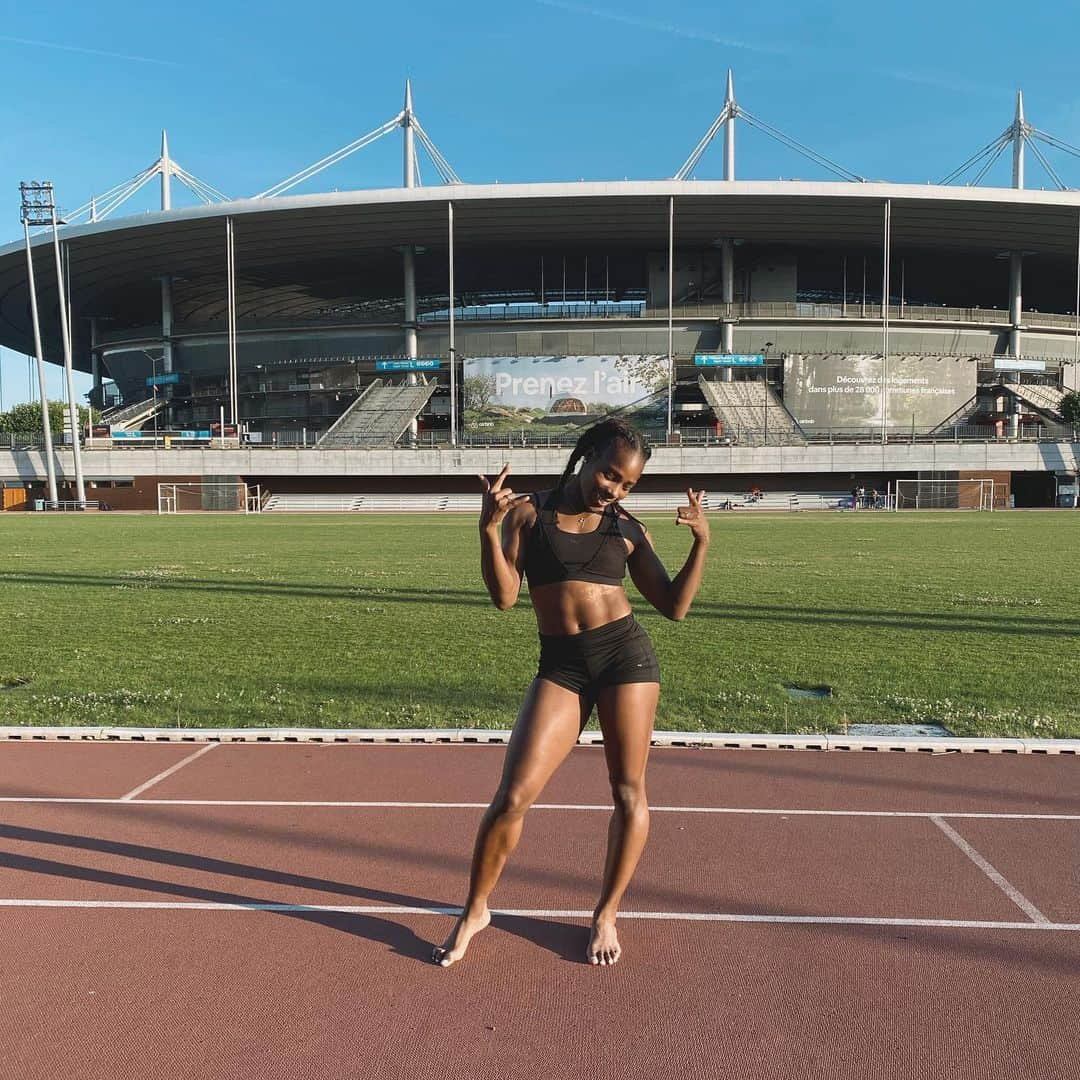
[100, 396, 164, 432]
[1007, 382, 1068, 420]
[697, 376, 806, 446]
[262, 490, 851, 513]
[316, 379, 438, 448]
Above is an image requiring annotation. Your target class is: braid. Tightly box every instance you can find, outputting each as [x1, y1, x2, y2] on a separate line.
[555, 418, 651, 492]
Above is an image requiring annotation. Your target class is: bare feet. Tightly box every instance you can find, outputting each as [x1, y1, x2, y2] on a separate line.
[432, 907, 491, 967]
[587, 918, 621, 966]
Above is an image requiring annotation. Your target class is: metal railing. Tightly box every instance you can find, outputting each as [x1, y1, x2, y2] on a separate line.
[5, 424, 1078, 453]
[95, 300, 1080, 353]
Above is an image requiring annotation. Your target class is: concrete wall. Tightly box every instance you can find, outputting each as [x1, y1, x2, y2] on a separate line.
[3, 442, 1076, 483]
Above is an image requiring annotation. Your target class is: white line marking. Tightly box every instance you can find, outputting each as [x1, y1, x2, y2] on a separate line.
[0, 899, 1075, 930]
[119, 744, 218, 801]
[0, 797, 1075, 821]
[931, 816, 1051, 924]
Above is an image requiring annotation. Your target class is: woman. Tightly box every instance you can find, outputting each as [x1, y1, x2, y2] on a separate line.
[433, 418, 710, 968]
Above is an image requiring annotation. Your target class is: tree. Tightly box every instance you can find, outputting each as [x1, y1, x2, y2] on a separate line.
[1061, 390, 1080, 427]
[0, 400, 97, 435]
[463, 374, 497, 412]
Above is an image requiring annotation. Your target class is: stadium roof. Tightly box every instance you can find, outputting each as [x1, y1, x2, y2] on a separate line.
[3, 180, 1080, 362]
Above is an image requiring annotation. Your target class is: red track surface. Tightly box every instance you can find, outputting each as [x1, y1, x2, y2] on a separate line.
[0, 743, 1076, 1080]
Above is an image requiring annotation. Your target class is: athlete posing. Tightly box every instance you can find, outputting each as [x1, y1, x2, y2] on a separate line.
[433, 418, 710, 967]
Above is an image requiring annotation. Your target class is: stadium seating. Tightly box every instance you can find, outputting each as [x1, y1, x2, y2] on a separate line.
[261, 490, 851, 513]
[100, 396, 164, 432]
[697, 377, 806, 446]
[316, 379, 438, 448]
[1007, 382, 1068, 420]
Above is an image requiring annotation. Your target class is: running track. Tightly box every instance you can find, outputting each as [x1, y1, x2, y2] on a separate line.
[0, 741, 1077, 1080]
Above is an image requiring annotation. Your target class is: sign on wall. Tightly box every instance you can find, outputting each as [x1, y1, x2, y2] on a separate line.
[782, 354, 977, 432]
[695, 354, 764, 367]
[462, 355, 670, 433]
[375, 359, 442, 372]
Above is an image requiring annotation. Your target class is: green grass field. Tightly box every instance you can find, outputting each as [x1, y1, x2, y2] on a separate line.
[0, 511, 1076, 738]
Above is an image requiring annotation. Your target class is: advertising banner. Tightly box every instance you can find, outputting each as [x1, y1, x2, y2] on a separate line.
[463, 355, 670, 433]
[782, 354, 977, 432]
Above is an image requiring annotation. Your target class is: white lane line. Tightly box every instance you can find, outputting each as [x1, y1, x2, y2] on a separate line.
[0, 899, 1075, 930]
[119, 744, 219, 801]
[931, 815, 1051, 924]
[0, 796, 1076, 821]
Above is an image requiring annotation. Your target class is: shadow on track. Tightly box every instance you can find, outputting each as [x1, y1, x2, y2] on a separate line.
[0, 820, 587, 965]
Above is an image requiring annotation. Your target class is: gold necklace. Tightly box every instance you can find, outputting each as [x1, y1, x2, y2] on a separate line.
[560, 497, 594, 530]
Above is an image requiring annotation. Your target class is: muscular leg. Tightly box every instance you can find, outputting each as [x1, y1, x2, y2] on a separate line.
[587, 680, 659, 966]
[433, 677, 591, 966]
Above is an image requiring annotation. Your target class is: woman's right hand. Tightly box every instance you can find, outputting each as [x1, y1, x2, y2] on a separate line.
[478, 463, 527, 530]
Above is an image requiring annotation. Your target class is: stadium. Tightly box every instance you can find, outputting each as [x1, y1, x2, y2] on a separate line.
[3, 56, 1080, 1080]
[0, 77, 1078, 511]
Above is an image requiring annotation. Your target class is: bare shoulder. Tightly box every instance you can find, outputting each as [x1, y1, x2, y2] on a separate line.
[505, 490, 540, 531]
[615, 504, 651, 548]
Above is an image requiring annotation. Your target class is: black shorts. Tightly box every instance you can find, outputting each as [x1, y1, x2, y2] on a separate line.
[537, 614, 660, 707]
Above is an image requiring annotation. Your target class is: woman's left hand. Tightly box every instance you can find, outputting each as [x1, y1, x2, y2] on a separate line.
[675, 489, 710, 543]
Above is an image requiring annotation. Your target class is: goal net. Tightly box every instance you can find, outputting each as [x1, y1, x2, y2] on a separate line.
[891, 479, 995, 511]
[157, 482, 262, 514]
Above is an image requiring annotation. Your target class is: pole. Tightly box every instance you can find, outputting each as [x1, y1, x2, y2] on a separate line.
[226, 217, 238, 428]
[448, 200, 457, 447]
[723, 70, 736, 181]
[23, 221, 58, 502]
[51, 216, 86, 504]
[841, 255, 847, 317]
[1074, 210, 1080, 373]
[763, 372, 768, 446]
[881, 199, 891, 446]
[667, 195, 675, 439]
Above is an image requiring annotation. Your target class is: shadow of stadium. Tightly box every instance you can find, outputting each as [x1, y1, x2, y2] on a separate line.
[6, 570, 1078, 639]
[0, 806, 1074, 974]
[640, 751, 1080, 811]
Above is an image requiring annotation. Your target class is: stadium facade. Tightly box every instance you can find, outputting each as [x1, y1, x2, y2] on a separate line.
[0, 79, 1077, 510]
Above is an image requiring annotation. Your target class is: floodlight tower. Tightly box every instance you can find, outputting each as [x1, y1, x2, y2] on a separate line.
[47, 191, 87, 505]
[18, 182, 58, 504]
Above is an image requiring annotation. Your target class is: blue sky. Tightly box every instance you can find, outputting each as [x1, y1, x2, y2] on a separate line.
[1, 0, 1077, 408]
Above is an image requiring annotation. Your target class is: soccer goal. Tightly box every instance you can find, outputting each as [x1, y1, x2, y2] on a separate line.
[157, 482, 262, 514]
[891, 478, 995, 511]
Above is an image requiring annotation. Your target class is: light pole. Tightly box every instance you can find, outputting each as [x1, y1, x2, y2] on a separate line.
[18, 183, 58, 503]
[48, 195, 86, 505]
[137, 349, 164, 443]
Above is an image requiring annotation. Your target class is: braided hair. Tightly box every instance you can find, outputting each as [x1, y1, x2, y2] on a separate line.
[555, 418, 652, 493]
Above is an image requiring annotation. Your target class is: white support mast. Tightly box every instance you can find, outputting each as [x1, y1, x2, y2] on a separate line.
[1010, 91, 1025, 357]
[402, 81, 419, 442]
[160, 129, 173, 211]
[160, 132, 174, 378]
[720, 72, 736, 357]
[1011, 90, 1025, 190]
[723, 69, 735, 182]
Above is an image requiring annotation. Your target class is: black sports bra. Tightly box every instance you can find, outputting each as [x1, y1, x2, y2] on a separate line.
[522, 489, 630, 588]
